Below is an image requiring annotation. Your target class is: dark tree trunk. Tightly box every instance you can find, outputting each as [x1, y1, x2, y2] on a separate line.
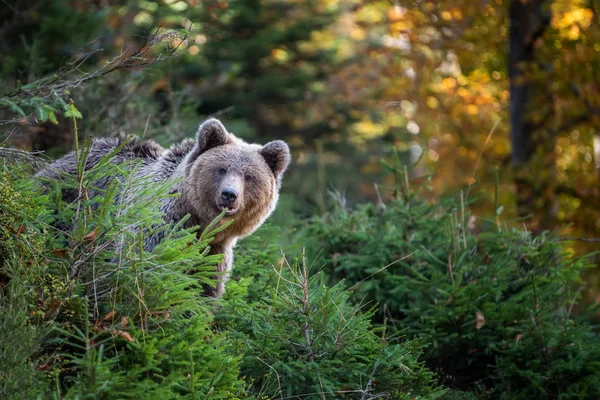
[508, 0, 554, 232]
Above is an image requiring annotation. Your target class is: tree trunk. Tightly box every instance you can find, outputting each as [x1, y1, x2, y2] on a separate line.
[509, 0, 555, 233]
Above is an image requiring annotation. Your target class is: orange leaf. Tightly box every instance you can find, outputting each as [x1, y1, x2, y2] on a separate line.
[112, 329, 135, 342]
[53, 249, 67, 257]
[121, 315, 128, 327]
[84, 227, 98, 243]
[104, 311, 116, 321]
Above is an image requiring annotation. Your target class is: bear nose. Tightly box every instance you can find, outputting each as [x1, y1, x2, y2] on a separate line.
[221, 188, 238, 204]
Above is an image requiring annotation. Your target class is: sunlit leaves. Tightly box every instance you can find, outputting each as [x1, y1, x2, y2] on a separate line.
[551, 1, 594, 40]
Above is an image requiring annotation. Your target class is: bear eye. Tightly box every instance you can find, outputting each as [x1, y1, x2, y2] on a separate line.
[218, 168, 227, 175]
[244, 174, 252, 182]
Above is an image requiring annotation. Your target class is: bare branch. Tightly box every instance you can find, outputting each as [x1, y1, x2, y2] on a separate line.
[556, 236, 600, 243]
[0, 147, 50, 169]
[0, 29, 191, 125]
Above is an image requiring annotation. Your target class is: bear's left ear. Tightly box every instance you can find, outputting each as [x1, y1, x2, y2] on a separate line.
[187, 119, 232, 170]
[261, 140, 291, 179]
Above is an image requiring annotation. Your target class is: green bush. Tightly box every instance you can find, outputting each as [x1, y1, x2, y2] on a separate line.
[1, 166, 54, 398]
[3, 141, 599, 399]
[1, 146, 442, 399]
[219, 255, 444, 399]
[300, 172, 600, 398]
[1, 150, 244, 398]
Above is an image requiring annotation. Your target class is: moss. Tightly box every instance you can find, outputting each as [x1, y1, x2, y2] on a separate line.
[0, 171, 46, 272]
[0, 173, 21, 259]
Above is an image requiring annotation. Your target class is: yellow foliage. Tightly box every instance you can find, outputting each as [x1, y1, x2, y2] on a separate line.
[271, 47, 290, 62]
[457, 87, 472, 101]
[386, 113, 407, 127]
[349, 27, 366, 40]
[428, 148, 440, 162]
[551, 4, 593, 40]
[441, 11, 453, 21]
[337, 42, 355, 60]
[426, 96, 439, 109]
[440, 78, 457, 92]
[391, 21, 413, 32]
[387, 5, 406, 22]
[466, 104, 478, 115]
[354, 4, 385, 23]
[306, 30, 338, 52]
[350, 121, 386, 145]
[319, 0, 341, 12]
[451, 9, 464, 20]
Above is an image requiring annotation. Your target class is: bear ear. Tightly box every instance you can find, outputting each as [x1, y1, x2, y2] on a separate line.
[187, 118, 231, 168]
[195, 118, 231, 153]
[261, 140, 291, 179]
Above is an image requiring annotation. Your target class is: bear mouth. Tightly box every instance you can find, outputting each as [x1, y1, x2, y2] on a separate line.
[218, 204, 238, 215]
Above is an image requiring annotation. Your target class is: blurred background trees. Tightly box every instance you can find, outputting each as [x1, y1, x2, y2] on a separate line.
[1, 0, 598, 297]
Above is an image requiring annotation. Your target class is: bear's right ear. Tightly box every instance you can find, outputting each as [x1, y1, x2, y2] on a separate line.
[187, 118, 231, 168]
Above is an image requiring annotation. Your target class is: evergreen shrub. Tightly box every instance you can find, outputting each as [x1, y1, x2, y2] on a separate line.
[219, 254, 444, 399]
[1, 146, 442, 399]
[300, 168, 600, 398]
[3, 144, 599, 399]
[0, 150, 244, 399]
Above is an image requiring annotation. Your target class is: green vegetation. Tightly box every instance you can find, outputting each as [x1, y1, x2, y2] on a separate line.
[302, 168, 600, 398]
[1, 1, 599, 398]
[1, 155, 244, 398]
[0, 150, 441, 399]
[2, 150, 598, 398]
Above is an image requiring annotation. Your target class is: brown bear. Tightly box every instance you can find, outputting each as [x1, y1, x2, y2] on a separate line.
[37, 118, 291, 296]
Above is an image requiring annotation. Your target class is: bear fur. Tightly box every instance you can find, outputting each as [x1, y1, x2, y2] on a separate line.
[36, 118, 291, 296]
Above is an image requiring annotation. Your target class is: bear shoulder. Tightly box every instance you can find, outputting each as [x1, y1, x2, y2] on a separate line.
[163, 138, 195, 165]
[112, 135, 165, 161]
[36, 135, 165, 180]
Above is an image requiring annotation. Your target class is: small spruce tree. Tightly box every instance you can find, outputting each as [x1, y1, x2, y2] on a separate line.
[218, 251, 444, 399]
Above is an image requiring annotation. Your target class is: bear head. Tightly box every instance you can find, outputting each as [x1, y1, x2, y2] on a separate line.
[183, 118, 291, 242]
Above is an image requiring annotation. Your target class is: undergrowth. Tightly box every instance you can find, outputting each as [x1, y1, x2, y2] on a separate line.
[298, 163, 600, 399]
[1, 144, 444, 399]
[0, 150, 242, 398]
[1, 142, 598, 399]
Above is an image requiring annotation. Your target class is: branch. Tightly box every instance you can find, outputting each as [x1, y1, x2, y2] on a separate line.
[567, 82, 600, 116]
[556, 236, 600, 243]
[529, 67, 600, 137]
[528, 108, 554, 133]
[0, 147, 50, 169]
[360, 348, 384, 400]
[0, 29, 190, 125]
[551, 112, 594, 136]
[555, 184, 592, 199]
[300, 248, 314, 363]
[525, 9, 551, 48]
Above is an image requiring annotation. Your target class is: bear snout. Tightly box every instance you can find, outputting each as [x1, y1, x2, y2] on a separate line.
[221, 188, 238, 204]
[217, 186, 241, 215]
